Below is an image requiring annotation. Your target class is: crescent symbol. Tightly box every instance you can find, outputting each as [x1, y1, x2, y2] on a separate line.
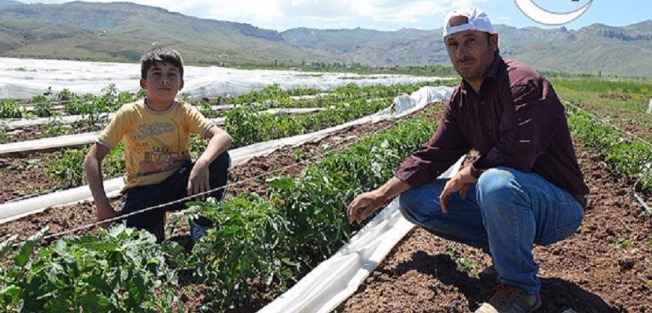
[515, 0, 593, 25]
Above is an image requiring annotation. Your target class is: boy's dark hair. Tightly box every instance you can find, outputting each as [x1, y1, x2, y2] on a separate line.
[140, 47, 184, 79]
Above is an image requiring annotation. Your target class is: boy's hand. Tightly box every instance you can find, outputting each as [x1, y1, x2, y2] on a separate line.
[96, 204, 117, 228]
[188, 161, 210, 200]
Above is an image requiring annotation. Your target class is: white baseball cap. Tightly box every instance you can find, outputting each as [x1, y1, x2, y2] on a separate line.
[442, 7, 495, 38]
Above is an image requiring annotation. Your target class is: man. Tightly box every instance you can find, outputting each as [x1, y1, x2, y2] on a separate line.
[347, 7, 588, 313]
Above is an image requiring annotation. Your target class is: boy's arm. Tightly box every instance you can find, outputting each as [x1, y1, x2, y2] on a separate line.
[84, 143, 117, 224]
[188, 126, 233, 199]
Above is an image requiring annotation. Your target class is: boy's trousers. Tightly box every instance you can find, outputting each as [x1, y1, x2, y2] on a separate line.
[119, 151, 230, 241]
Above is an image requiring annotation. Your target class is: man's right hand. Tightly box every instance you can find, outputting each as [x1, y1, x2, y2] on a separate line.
[347, 177, 411, 224]
[347, 190, 386, 224]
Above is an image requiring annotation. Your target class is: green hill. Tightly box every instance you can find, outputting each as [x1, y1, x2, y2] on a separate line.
[0, 0, 22, 6]
[1, 1, 652, 77]
[0, 1, 335, 65]
[281, 24, 652, 77]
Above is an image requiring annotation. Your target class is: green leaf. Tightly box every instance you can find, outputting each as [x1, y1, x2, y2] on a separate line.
[85, 274, 115, 294]
[0, 235, 18, 260]
[14, 227, 48, 267]
[268, 177, 295, 190]
[79, 241, 120, 252]
[0, 285, 21, 302]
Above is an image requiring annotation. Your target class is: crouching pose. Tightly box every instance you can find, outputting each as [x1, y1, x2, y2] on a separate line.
[84, 47, 232, 243]
[347, 7, 588, 313]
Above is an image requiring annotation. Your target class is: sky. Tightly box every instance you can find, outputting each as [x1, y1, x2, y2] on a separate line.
[21, 0, 652, 32]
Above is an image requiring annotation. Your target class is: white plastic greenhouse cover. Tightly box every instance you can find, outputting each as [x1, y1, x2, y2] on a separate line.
[0, 57, 449, 100]
[258, 157, 464, 313]
[0, 86, 453, 225]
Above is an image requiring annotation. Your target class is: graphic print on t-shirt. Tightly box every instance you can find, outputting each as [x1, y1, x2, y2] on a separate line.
[133, 119, 190, 176]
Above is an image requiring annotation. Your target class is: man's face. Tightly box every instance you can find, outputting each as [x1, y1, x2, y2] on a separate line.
[444, 21, 497, 86]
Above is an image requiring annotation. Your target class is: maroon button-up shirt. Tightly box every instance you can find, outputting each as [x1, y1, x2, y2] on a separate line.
[395, 54, 589, 196]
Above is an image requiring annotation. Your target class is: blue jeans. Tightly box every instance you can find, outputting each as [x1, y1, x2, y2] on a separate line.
[398, 167, 584, 295]
[120, 151, 231, 242]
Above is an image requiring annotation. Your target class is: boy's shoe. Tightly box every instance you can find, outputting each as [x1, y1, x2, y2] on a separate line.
[190, 223, 207, 244]
[190, 216, 213, 245]
[479, 264, 498, 281]
[475, 284, 542, 313]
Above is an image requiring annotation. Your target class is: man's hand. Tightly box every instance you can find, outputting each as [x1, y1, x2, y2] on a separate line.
[347, 177, 411, 224]
[347, 190, 386, 224]
[439, 166, 477, 213]
[188, 161, 210, 200]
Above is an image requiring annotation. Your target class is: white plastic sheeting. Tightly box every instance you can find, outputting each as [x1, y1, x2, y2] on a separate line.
[0, 107, 308, 132]
[0, 108, 327, 154]
[258, 157, 464, 313]
[0, 131, 101, 155]
[0, 179, 123, 225]
[0, 85, 454, 226]
[3, 114, 115, 131]
[0, 57, 448, 100]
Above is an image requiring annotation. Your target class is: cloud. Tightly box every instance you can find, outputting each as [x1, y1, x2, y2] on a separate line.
[278, 0, 352, 18]
[24, 0, 489, 30]
[274, 0, 483, 24]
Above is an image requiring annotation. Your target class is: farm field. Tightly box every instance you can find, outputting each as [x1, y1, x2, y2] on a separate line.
[1, 76, 652, 312]
[338, 137, 652, 312]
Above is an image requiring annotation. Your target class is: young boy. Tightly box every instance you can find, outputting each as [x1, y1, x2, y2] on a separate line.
[84, 47, 232, 243]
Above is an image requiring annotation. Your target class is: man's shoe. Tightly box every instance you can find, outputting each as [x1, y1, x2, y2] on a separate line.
[475, 284, 542, 313]
[190, 223, 207, 244]
[479, 264, 498, 281]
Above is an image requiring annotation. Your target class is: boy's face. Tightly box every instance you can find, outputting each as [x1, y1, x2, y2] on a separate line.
[140, 61, 184, 108]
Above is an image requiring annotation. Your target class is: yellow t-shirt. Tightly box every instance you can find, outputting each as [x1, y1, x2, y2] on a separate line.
[98, 99, 215, 190]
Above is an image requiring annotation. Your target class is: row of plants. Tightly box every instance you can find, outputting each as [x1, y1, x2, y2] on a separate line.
[552, 76, 652, 142]
[228, 81, 452, 109]
[1, 81, 450, 145]
[0, 79, 449, 120]
[566, 104, 652, 197]
[551, 76, 652, 96]
[224, 97, 389, 147]
[552, 76, 652, 195]
[0, 85, 145, 119]
[0, 117, 438, 312]
[0, 226, 183, 312]
[48, 143, 126, 189]
[195, 81, 443, 119]
[38, 82, 436, 189]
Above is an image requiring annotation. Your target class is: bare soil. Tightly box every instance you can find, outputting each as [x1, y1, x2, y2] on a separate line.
[1, 102, 651, 312]
[338, 137, 652, 313]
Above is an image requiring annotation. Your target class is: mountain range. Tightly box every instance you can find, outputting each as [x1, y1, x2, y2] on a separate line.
[1, 1, 652, 77]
